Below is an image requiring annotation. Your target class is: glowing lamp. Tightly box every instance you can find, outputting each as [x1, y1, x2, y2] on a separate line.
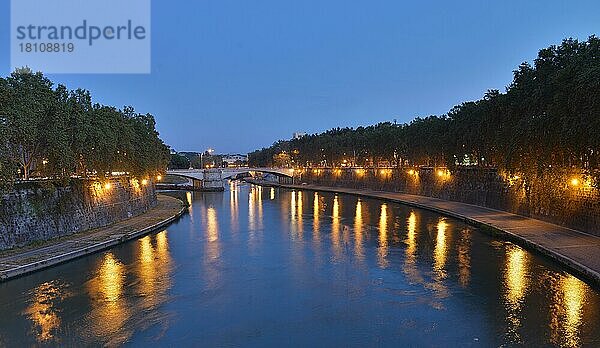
[570, 178, 580, 187]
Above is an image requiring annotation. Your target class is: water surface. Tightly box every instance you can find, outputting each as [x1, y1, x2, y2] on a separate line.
[0, 183, 599, 346]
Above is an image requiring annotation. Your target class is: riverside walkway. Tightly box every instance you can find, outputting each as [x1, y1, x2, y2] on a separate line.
[0, 194, 186, 281]
[265, 182, 600, 287]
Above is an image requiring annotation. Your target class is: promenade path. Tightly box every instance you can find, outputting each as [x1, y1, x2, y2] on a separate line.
[269, 182, 600, 287]
[0, 194, 186, 281]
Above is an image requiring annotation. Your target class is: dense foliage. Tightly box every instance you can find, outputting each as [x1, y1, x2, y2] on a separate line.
[0, 69, 169, 182]
[169, 154, 190, 169]
[249, 37, 600, 176]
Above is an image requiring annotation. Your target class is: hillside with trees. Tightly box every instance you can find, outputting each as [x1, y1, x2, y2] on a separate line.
[0, 68, 169, 186]
[249, 36, 600, 183]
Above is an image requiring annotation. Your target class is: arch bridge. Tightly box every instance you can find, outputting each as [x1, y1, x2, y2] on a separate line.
[164, 168, 295, 190]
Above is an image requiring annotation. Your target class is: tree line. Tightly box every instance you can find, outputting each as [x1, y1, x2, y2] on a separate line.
[0, 68, 169, 186]
[249, 36, 600, 179]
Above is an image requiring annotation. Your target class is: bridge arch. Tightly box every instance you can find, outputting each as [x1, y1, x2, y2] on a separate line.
[164, 168, 295, 189]
[220, 169, 294, 180]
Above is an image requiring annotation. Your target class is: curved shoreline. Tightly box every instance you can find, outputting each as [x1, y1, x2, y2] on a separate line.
[254, 181, 600, 288]
[0, 194, 187, 282]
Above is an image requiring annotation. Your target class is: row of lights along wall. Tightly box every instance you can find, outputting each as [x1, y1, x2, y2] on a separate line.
[92, 174, 163, 193]
[301, 167, 592, 189]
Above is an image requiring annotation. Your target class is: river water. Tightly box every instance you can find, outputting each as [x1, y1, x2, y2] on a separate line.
[0, 183, 599, 347]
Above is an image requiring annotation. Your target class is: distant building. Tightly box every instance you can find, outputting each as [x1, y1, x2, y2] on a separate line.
[292, 132, 306, 139]
[222, 154, 249, 167]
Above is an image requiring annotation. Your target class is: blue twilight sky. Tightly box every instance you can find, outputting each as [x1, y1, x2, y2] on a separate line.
[0, 0, 599, 153]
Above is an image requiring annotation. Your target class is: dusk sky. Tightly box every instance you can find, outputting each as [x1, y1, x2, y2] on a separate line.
[1, 0, 598, 153]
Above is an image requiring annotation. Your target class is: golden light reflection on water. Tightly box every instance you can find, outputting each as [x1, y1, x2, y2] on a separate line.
[247, 186, 263, 250]
[291, 191, 296, 222]
[202, 203, 224, 289]
[270, 187, 275, 200]
[128, 230, 174, 342]
[230, 183, 239, 233]
[562, 275, 584, 346]
[378, 204, 389, 268]
[297, 191, 303, 237]
[156, 231, 170, 261]
[354, 200, 364, 261]
[186, 191, 193, 218]
[102, 254, 125, 302]
[331, 195, 341, 258]
[505, 246, 528, 305]
[548, 273, 586, 347]
[138, 235, 158, 302]
[207, 207, 220, 244]
[203, 205, 221, 266]
[249, 186, 256, 231]
[403, 212, 423, 283]
[433, 219, 448, 276]
[257, 186, 264, 230]
[313, 192, 320, 241]
[503, 245, 529, 343]
[248, 186, 264, 231]
[186, 191, 192, 206]
[289, 191, 303, 239]
[407, 212, 417, 256]
[140, 236, 154, 264]
[87, 252, 127, 339]
[24, 281, 67, 343]
[137, 233, 173, 300]
[430, 218, 449, 301]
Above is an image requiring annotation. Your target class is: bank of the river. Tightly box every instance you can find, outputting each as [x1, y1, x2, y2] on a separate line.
[250, 180, 600, 287]
[0, 194, 186, 282]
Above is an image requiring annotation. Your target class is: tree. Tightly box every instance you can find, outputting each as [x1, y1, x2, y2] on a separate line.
[273, 152, 291, 167]
[190, 155, 203, 169]
[0, 69, 171, 182]
[249, 36, 600, 181]
[169, 154, 190, 169]
[4, 69, 56, 179]
[64, 88, 94, 176]
[0, 77, 16, 188]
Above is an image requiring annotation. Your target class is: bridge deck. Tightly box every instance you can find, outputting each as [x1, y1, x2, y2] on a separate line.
[167, 168, 294, 180]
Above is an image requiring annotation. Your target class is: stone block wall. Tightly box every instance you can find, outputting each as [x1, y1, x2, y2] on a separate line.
[296, 167, 600, 236]
[0, 178, 157, 250]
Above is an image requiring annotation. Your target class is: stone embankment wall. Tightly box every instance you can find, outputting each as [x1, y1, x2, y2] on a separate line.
[0, 178, 156, 250]
[296, 167, 600, 236]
